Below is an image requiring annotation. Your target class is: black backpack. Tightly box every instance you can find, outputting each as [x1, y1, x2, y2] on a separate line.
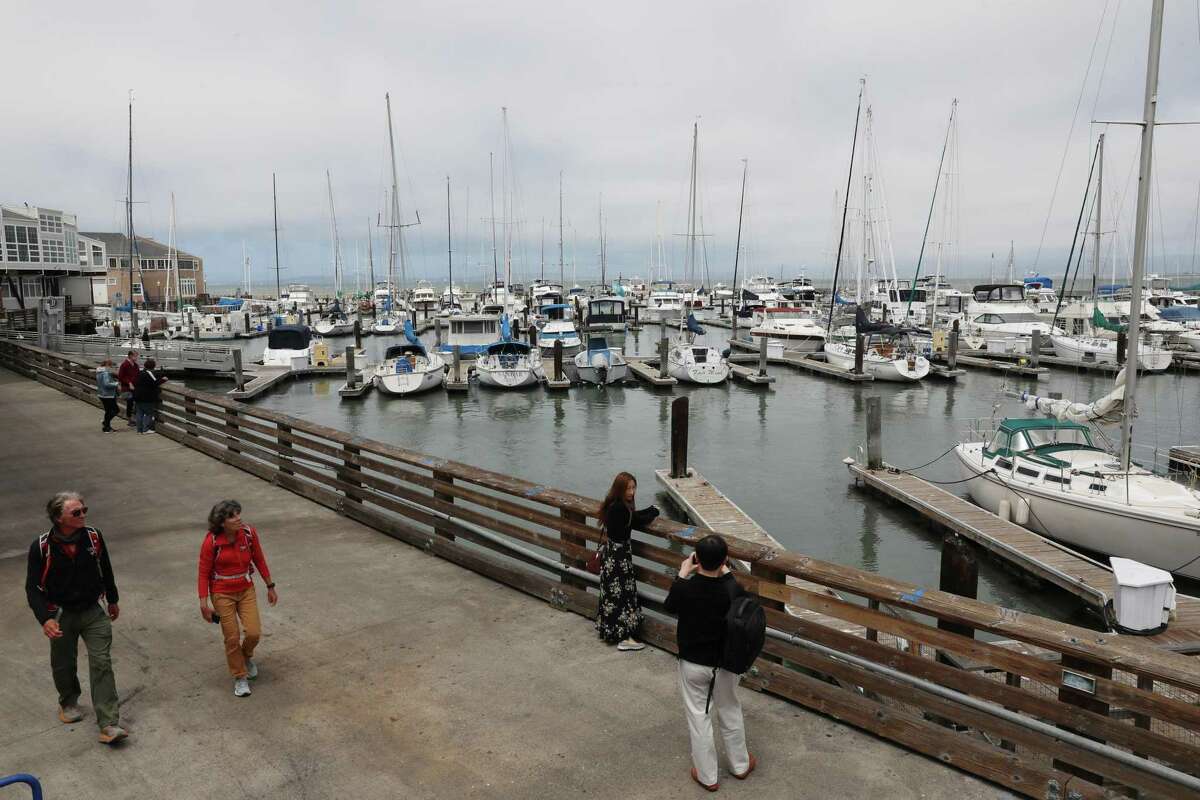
[706, 579, 767, 712]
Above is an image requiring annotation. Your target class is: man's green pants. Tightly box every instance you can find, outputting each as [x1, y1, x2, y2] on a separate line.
[50, 604, 119, 728]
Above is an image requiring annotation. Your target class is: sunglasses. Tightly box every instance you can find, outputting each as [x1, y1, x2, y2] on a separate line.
[70, 506, 89, 517]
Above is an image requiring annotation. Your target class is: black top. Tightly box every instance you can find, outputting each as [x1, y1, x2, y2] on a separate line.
[133, 368, 166, 403]
[26, 527, 119, 624]
[664, 572, 746, 667]
[602, 502, 659, 545]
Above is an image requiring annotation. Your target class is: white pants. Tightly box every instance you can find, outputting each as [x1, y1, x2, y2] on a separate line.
[678, 659, 750, 785]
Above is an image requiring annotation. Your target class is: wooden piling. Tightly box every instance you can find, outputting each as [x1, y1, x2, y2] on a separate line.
[937, 533, 978, 646]
[758, 334, 768, 376]
[854, 334, 865, 375]
[553, 339, 564, 382]
[232, 349, 245, 392]
[453, 344, 462, 383]
[1116, 331, 1127, 365]
[670, 396, 689, 479]
[948, 320, 960, 371]
[435, 317, 443, 348]
[658, 328, 670, 379]
[345, 346, 357, 388]
[1029, 328, 1041, 369]
[866, 395, 882, 469]
[354, 318, 363, 349]
[528, 320, 537, 347]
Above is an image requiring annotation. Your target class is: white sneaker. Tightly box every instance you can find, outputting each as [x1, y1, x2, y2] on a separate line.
[246, 658, 258, 680]
[233, 677, 251, 697]
[617, 639, 645, 652]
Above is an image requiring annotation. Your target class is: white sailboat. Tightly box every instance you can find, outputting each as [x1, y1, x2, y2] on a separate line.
[475, 316, 543, 388]
[955, 0, 1200, 581]
[373, 320, 445, 396]
[314, 171, 355, 336]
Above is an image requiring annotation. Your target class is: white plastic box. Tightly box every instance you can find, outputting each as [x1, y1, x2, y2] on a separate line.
[1110, 557, 1176, 632]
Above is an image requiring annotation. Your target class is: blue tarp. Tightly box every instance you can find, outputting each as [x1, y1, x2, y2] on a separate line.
[834, 292, 853, 305]
[685, 313, 706, 336]
[500, 314, 512, 342]
[1022, 275, 1054, 288]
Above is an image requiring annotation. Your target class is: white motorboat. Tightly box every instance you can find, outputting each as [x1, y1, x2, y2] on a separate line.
[410, 280, 439, 317]
[1050, 333, 1173, 372]
[953, 415, 1200, 581]
[646, 280, 684, 323]
[667, 314, 729, 385]
[475, 320, 543, 389]
[963, 284, 1063, 347]
[536, 302, 582, 358]
[748, 307, 826, 354]
[1180, 330, 1200, 352]
[260, 324, 318, 368]
[281, 284, 316, 310]
[573, 336, 628, 385]
[373, 322, 445, 396]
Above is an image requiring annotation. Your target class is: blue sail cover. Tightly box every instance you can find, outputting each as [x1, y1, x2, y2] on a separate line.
[403, 318, 423, 348]
[685, 313, 706, 336]
[611, 283, 625, 296]
[834, 291, 853, 305]
[500, 313, 512, 342]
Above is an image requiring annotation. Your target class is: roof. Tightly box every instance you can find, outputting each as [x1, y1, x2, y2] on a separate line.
[998, 418, 1089, 433]
[79, 232, 200, 262]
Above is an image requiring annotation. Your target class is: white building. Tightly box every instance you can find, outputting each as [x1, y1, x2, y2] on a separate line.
[1, 204, 105, 311]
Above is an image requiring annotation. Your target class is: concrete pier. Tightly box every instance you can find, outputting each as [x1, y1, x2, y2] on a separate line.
[0, 369, 1009, 799]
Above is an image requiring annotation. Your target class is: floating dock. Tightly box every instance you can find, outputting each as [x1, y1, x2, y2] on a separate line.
[952, 353, 1049, 379]
[230, 363, 360, 400]
[846, 460, 1200, 653]
[624, 357, 677, 386]
[728, 338, 873, 382]
[1168, 446, 1200, 476]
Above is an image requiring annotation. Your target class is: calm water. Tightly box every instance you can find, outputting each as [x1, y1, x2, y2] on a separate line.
[184, 321, 1200, 623]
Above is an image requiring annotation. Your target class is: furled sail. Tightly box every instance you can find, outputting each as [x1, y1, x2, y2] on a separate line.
[1021, 368, 1125, 425]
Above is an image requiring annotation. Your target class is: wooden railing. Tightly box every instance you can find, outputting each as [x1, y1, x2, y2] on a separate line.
[4, 338, 1199, 800]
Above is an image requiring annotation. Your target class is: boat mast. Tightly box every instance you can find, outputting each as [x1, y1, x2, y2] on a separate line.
[825, 80, 865, 335]
[1120, 0, 1165, 473]
[489, 151, 498, 286]
[366, 219, 375, 293]
[326, 170, 342, 298]
[446, 175, 453, 295]
[126, 92, 140, 329]
[539, 218, 545, 281]
[905, 99, 956, 320]
[687, 122, 699, 291]
[167, 193, 180, 312]
[385, 93, 407, 300]
[272, 174, 281, 299]
[598, 195, 605, 287]
[1092, 134, 1104, 309]
[731, 158, 748, 334]
[558, 172, 565, 286]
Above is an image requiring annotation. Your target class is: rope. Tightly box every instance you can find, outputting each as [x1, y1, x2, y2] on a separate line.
[887, 444, 960, 473]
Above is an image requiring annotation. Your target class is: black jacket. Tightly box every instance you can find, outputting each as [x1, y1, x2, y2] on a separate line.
[26, 527, 119, 624]
[664, 572, 747, 667]
[133, 368, 165, 403]
[602, 502, 659, 545]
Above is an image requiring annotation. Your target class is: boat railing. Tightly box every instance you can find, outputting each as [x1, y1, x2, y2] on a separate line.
[4, 336, 1200, 799]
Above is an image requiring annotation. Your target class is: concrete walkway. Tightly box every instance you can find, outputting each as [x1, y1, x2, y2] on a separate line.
[0, 369, 1012, 799]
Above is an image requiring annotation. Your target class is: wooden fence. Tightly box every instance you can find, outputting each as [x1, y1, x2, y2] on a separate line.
[4, 338, 1200, 799]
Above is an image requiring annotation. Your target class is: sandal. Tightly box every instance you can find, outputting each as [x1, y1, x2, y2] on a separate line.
[733, 754, 757, 780]
[690, 767, 719, 792]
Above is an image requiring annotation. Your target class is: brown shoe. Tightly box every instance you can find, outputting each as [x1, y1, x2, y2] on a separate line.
[58, 704, 84, 723]
[733, 754, 757, 780]
[98, 725, 128, 744]
[690, 767, 719, 792]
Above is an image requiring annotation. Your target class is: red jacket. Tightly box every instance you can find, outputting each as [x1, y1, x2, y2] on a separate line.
[197, 526, 272, 598]
[117, 358, 140, 391]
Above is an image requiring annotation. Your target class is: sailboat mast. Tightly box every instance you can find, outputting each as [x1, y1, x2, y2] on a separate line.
[366, 219, 375, 292]
[126, 93, 139, 327]
[489, 152, 498, 285]
[326, 170, 341, 297]
[598, 196, 605, 286]
[687, 122, 699, 287]
[731, 159, 748, 331]
[558, 172, 565, 286]
[272, 174, 281, 299]
[446, 175, 453, 292]
[906, 99, 956, 319]
[825, 80, 865, 335]
[1120, 0, 1165, 473]
[539, 218, 545, 281]
[385, 93, 406, 297]
[1092, 134, 1104, 305]
[169, 193, 180, 312]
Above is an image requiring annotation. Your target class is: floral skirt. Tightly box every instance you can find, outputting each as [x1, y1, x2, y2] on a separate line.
[595, 541, 642, 643]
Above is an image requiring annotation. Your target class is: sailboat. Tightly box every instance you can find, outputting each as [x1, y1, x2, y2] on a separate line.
[475, 315, 543, 388]
[374, 94, 411, 336]
[667, 123, 729, 385]
[439, 177, 463, 317]
[314, 171, 355, 336]
[372, 319, 445, 395]
[824, 307, 930, 381]
[955, 0, 1200, 580]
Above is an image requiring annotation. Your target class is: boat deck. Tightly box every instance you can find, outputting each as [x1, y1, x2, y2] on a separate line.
[847, 461, 1200, 653]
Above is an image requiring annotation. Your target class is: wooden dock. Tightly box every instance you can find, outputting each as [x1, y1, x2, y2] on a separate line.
[953, 353, 1048, 379]
[655, 467, 867, 638]
[1168, 446, 1200, 476]
[728, 338, 873, 382]
[230, 363, 358, 400]
[624, 357, 677, 386]
[959, 348, 1191, 376]
[727, 362, 774, 385]
[846, 460, 1200, 653]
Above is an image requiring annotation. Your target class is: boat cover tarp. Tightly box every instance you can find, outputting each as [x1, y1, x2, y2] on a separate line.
[834, 291, 853, 305]
[1092, 306, 1126, 333]
[1158, 306, 1200, 323]
[1022, 275, 1054, 288]
[385, 343, 426, 361]
[1022, 368, 1125, 425]
[685, 313, 706, 336]
[500, 314, 512, 342]
[855, 305, 897, 335]
[267, 325, 311, 350]
[216, 297, 245, 307]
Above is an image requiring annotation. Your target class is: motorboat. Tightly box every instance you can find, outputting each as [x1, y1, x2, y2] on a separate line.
[863, 279, 929, 326]
[645, 280, 684, 323]
[748, 307, 826, 354]
[822, 307, 930, 381]
[667, 314, 729, 385]
[536, 303, 582, 359]
[953, 414, 1200, 581]
[439, 313, 500, 358]
[475, 317, 543, 389]
[373, 322, 445, 396]
[963, 284, 1063, 348]
[409, 280, 439, 317]
[740, 276, 787, 312]
[573, 335, 628, 385]
[1022, 274, 1058, 314]
[281, 284, 316, 310]
[585, 296, 627, 332]
[261, 324, 317, 368]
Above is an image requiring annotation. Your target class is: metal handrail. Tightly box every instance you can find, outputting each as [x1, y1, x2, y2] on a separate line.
[0, 774, 43, 800]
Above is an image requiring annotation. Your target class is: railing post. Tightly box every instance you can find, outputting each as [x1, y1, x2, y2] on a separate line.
[353, 318, 363, 350]
[561, 508, 588, 590]
[433, 469, 455, 540]
[854, 334, 865, 375]
[345, 346, 357, 389]
[226, 407, 241, 455]
[866, 395, 882, 469]
[937, 532, 978, 663]
[553, 339, 563, 382]
[866, 598, 880, 642]
[658, 327, 669, 379]
[1132, 675, 1154, 759]
[1001, 672, 1022, 751]
[339, 444, 362, 505]
[758, 333, 768, 376]
[948, 320, 960, 370]
[277, 422, 294, 476]
[232, 349, 245, 392]
[670, 396, 689, 479]
[184, 395, 199, 438]
[1029, 328, 1041, 368]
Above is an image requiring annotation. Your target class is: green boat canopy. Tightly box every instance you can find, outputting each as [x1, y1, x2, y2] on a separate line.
[1092, 306, 1126, 333]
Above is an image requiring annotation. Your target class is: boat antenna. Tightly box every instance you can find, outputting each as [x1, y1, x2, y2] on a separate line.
[446, 175, 453, 294]
[272, 173, 281, 299]
[825, 80, 865, 335]
[1120, 0, 1165, 473]
[731, 158, 748, 336]
[558, 171, 565, 286]
[905, 99, 956, 320]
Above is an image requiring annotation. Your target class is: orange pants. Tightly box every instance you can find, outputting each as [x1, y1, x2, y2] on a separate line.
[212, 586, 261, 678]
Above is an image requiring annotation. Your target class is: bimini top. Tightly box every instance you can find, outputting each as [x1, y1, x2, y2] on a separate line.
[998, 417, 1090, 435]
[267, 325, 312, 350]
[587, 336, 610, 351]
[1022, 275, 1054, 289]
[539, 304, 571, 313]
[384, 343, 427, 360]
[486, 340, 531, 356]
[972, 284, 1025, 302]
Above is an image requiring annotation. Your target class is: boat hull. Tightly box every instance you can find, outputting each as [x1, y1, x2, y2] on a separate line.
[374, 367, 444, 396]
[823, 343, 929, 381]
[1050, 335, 1172, 371]
[667, 346, 729, 384]
[953, 444, 1200, 580]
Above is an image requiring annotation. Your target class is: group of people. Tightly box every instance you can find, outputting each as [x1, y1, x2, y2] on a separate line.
[25, 493, 278, 745]
[594, 472, 758, 791]
[95, 349, 167, 434]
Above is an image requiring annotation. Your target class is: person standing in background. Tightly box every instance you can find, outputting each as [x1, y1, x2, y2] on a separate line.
[117, 350, 139, 425]
[133, 358, 167, 434]
[96, 359, 119, 432]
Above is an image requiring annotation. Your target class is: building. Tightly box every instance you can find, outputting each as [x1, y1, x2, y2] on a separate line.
[80, 232, 206, 310]
[1, 204, 103, 311]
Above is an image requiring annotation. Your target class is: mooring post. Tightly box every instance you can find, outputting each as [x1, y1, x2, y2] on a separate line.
[948, 320, 960, 370]
[1029, 328, 1041, 368]
[731, 303, 738, 337]
[937, 532, 978, 646]
[866, 395, 882, 469]
[452, 344, 462, 383]
[354, 318, 363, 350]
[434, 317, 443, 348]
[854, 334, 866, 375]
[670, 396, 689, 478]
[345, 346, 357, 388]
[553, 339, 563, 382]
[243, 312, 250, 335]
[410, 307, 417, 328]
[1116, 331, 1127, 365]
[528, 320, 537, 347]
[658, 327, 670, 379]
[305, 308, 312, 326]
[758, 333, 768, 376]
[232, 349, 245, 392]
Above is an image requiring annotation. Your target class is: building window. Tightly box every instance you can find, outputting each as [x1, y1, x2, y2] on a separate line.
[43, 239, 67, 264]
[178, 259, 194, 270]
[131, 282, 143, 298]
[180, 278, 197, 297]
[107, 276, 118, 285]
[38, 213, 63, 234]
[93, 246, 103, 267]
[5, 225, 41, 262]
[109, 257, 117, 268]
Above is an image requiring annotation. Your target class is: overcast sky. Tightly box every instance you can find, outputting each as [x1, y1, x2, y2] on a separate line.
[7, 1, 1200, 289]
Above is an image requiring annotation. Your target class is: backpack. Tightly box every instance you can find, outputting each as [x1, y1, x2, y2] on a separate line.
[706, 579, 767, 712]
[206, 527, 255, 582]
[37, 528, 105, 599]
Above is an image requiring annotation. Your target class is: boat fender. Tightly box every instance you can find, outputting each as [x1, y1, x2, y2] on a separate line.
[997, 499, 1011, 522]
[1013, 497, 1030, 526]
[721, 347, 731, 359]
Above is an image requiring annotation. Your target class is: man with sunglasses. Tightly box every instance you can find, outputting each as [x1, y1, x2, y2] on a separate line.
[25, 492, 127, 744]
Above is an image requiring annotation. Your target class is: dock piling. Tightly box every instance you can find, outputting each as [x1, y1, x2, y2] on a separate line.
[866, 396, 882, 469]
[658, 328, 670, 379]
[232, 349, 245, 392]
[670, 396, 689, 479]
[1117, 331, 1127, 365]
[948, 321, 960, 371]
[553, 339, 563, 382]
[937, 533, 978, 644]
[854, 335, 865, 375]
[345, 346, 357, 388]
[354, 318, 363, 350]
[528, 321, 537, 347]
[435, 317, 442, 348]
[758, 334, 768, 377]
[1030, 329, 1041, 369]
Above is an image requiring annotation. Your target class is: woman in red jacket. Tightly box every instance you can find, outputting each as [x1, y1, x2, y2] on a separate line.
[198, 500, 278, 697]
